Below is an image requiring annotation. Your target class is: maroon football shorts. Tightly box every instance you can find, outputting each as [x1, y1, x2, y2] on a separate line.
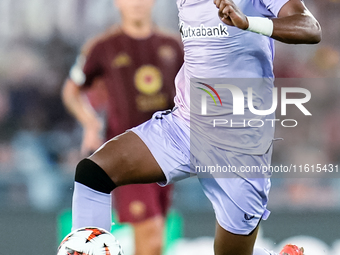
[112, 183, 173, 223]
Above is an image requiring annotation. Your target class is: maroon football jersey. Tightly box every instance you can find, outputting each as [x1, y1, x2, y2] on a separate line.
[80, 27, 183, 140]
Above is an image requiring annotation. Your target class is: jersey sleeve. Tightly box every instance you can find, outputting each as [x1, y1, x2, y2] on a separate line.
[69, 40, 104, 88]
[260, 0, 289, 17]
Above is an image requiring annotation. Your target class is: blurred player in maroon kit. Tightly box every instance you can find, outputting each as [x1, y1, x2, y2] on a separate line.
[62, 0, 183, 254]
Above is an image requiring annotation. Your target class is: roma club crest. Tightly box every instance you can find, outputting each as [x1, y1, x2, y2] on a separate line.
[134, 65, 162, 95]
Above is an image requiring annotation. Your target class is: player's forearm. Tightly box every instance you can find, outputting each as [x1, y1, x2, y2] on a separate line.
[62, 79, 102, 130]
[215, 0, 321, 45]
[270, 14, 321, 44]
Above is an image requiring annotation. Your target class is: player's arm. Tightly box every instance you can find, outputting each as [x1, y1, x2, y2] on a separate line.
[214, 0, 321, 44]
[62, 78, 104, 156]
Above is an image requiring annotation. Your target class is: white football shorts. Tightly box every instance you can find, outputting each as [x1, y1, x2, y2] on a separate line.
[130, 109, 272, 235]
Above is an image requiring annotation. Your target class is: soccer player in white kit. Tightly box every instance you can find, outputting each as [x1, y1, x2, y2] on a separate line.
[71, 0, 321, 254]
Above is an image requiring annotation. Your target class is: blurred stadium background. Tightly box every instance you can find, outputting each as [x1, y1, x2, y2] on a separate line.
[0, 0, 340, 254]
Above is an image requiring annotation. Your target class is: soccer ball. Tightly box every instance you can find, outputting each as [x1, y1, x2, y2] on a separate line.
[57, 227, 124, 255]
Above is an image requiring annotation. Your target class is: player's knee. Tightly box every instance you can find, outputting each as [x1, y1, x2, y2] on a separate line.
[75, 158, 117, 194]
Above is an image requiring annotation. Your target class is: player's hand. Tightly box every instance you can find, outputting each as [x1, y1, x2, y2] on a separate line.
[214, 0, 249, 30]
[81, 123, 103, 157]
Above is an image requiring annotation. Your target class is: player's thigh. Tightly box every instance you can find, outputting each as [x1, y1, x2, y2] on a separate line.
[214, 222, 259, 255]
[89, 131, 166, 186]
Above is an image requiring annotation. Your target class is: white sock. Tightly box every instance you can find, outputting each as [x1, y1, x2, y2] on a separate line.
[72, 182, 112, 232]
[253, 247, 278, 255]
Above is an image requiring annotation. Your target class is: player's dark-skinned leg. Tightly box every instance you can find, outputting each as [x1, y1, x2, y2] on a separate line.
[88, 131, 165, 255]
[214, 222, 259, 255]
[73, 131, 271, 255]
[89, 131, 166, 185]
[72, 131, 166, 231]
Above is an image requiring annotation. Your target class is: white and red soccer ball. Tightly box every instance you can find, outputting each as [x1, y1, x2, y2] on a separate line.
[57, 227, 124, 255]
